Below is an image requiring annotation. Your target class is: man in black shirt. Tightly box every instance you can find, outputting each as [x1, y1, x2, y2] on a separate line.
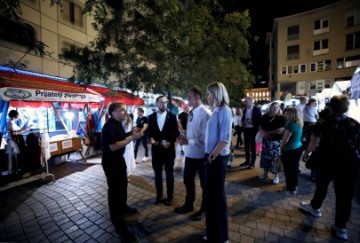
[178, 105, 190, 155]
[178, 105, 190, 133]
[134, 107, 150, 162]
[101, 102, 143, 233]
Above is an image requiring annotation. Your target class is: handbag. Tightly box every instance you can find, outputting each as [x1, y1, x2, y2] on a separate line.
[305, 148, 322, 171]
[273, 155, 284, 172]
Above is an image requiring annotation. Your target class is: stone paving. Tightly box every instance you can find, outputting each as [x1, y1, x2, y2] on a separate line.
[1, 141, 360, 243]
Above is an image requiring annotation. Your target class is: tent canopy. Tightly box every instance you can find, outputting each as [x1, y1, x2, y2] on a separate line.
[0, 68, 144, 108]
[86, 86, 144, 106]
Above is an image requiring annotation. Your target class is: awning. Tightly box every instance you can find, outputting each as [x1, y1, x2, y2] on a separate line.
[86, 86, 144, 106]
[0, 67, 144, 108]
[0, 69, 101, 108]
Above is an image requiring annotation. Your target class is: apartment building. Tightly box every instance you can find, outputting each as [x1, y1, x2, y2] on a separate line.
[0, 0, 97, 78]
[246, 87, 272, 103]
[268, 0, 360, 100]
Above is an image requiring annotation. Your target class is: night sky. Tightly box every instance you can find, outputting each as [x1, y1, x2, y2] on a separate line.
[220, 0, 341, 87]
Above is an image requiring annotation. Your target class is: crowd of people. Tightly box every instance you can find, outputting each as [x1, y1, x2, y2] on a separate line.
[100, 84, 360, 242]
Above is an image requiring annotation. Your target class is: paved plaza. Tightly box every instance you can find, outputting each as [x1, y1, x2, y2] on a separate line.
[1, 142, 360, 243]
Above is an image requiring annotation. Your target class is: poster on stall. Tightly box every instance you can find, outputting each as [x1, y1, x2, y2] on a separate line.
[0, 87, 100, 103]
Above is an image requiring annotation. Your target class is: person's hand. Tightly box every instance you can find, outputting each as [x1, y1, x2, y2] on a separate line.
[162, 142, 171, 149]
[150, 138, 159, 146]
[302, 153, 309, 163]
[177, 135, 188, 145]
[132, 132, 144, 140]
[132, 127, 141, 134]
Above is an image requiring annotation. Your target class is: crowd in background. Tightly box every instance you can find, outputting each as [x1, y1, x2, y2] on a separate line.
[98, 84, 360, 242]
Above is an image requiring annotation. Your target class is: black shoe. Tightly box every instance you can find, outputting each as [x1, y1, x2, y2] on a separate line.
[163, 198, 173, 206]
[227, 165, 231, 169]
[175, 205, 194, 214]
[191, 210, 205, 221]
[155, 198, 163, 204]
[120, 206, 138, 215]
[239, 162, 250, 167]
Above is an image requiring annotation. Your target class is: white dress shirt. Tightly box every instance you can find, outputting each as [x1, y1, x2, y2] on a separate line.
[156, 110, 167, 132]
[244, 106, 254, 128]
[185, 105, 211, 158]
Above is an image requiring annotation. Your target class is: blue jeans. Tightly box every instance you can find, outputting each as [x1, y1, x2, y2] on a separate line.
[134, 134, 148, 158]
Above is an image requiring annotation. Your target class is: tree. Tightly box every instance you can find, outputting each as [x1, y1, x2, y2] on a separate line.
[61, 0, 255, 106]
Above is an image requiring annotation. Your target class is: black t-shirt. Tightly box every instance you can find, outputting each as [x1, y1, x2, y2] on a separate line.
[313, 115, 360, 152]
[136, 116, 148, 131]
[260, 114, 286, 131]
[260, 114, 286, 140]
[178, 112, 188, 130]
[102, 117, 130, 161]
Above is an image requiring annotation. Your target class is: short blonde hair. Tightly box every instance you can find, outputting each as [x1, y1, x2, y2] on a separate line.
[285, 107, 303, 128]
[207, 82, 230, 107]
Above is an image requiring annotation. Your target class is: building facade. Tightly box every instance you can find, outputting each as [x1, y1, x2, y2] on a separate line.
[246, 87, 271, 104]
[0, 0, 97, 78]
[268, 0, 360, 100]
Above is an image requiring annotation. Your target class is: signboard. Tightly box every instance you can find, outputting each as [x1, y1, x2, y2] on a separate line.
[49, 143, 58, 152]
[62, 139, 73, 149]
[0, 87, 100, 103]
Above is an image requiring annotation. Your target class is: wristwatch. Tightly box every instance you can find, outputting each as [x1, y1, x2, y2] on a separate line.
[209, 154, 216, 161]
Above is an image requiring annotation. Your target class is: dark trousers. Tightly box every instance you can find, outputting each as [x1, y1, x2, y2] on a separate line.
[235, 126, 243, 147]
[282, 147, 303, 191]
[102, 157, 128, 225]
[152, 153, 174, 199]
[311, 166, 358, 229]
[134, 134, 148, 158]
[205, 155, 229, 243]
[183, 157, 206, 211]
[243, 128, 257, 165]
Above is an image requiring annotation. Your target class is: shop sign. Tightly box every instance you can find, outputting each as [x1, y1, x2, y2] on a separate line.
[49, 142, 58, 152]
[0, 87, 100, 103]
[62, 139, 73, 149]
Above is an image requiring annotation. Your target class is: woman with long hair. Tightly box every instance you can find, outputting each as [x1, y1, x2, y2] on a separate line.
[258, 102, 286, 184]
[280, 107, 303, 195]
[204, 82, 232, 243]
[122, 112, 136, 175]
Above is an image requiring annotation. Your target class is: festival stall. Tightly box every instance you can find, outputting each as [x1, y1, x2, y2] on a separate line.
[0, 67, 102, 190]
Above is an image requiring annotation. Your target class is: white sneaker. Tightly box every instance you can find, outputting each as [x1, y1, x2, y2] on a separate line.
[300, 202, 322, 217]
[332, 225, 348, 240]
[258, 173, 268, 179]
[273, 177, 279, 184]
[142, 157, 150, 162]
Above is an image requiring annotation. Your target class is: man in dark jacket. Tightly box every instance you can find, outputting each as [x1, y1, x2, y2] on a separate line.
[148, 95, 180, 206]
[240, 96, 262, 169]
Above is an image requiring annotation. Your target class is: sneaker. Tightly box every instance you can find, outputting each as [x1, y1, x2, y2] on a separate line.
[300, 202, 322, 217]
[142, 156, 150, 162]
[332, 225, 348, 240]
[258, 173, 268, 179]
[273, 176, 279, 184]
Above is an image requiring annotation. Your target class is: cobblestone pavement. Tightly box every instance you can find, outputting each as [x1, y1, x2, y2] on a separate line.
[1, 142, 360, 243]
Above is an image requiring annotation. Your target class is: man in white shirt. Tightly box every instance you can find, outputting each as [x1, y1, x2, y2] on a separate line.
[148, 96, 180, 206]
[296, 96, 307, 119]
[176, 87, 211, 220]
